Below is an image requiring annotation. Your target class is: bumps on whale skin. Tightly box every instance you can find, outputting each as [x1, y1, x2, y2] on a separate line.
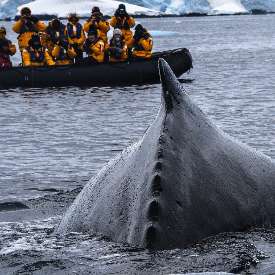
[56, 59, 275, 250]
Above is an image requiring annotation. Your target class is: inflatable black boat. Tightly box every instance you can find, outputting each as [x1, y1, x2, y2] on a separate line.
[0, 48, 192, 88]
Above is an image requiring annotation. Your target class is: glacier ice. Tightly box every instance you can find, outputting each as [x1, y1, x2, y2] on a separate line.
[0, 0, 33, 18]
[241, 0, 275, 12]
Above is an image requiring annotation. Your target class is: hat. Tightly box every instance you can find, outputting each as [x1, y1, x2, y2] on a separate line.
[135, 24, 145, 33]
[21, 7, 31, 16]
[0, 27, 6, 35]
[92, 6, 100, 13]
[118, 4, 126, 10]
[68, 13, 79, 22]
[51, 19, 61, 30]
[113, 28, 122, 36]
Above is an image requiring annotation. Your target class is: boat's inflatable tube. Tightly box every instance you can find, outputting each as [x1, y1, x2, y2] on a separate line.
[0, 48, 192, 88]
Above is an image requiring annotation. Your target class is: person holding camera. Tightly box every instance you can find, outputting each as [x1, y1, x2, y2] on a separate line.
[43, 19, 68, 52]
[131, 24, 153, 59]
[12, 7, 46, 51]
[84, 7, 110, 45]
[110, 4, 135, 46]
[46, 19, 76, 66]
[83, 29, 105, 64]
[108, 29, 128, 62]
[0, 27, 16, 69]
[22, 34, 55, 67]
[66, 13, 86, 63]
[51, 41, 76, 66]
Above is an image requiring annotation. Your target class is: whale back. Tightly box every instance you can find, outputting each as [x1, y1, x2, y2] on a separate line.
[57, 59, 275, 249]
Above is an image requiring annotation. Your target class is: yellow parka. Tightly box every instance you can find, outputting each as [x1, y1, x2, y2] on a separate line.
[110, 16, 135, 46]
[66, 22, 86, 46]
[83, 20, 110, 44]
[22, 48, 55, 67]
[84, 39, 105, 63]
[12, 19, 46, 50]
[132, 36, 153, 59]
[52, 45, 76, 65]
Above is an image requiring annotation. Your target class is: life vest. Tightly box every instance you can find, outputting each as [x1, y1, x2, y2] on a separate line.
[133, 34, 152, 51]
[109, 37, 124, 49]
[55, 47, 69, 61]
[109, 37, 126, 59]
[0, 38, 11, 54]
[67, 23, 82, 39]
[114, 17, 130, 30]
[133, 42, 144, 51]
[84, 38, 99, 55]
[47, 25, 67, 44]
[0, 53, 12, 69]
[29, 48, 45, 63]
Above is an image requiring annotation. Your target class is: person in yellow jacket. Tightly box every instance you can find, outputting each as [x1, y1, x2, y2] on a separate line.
[83, 29, 105, 64]
[0, 27, 16, 68]
[66, 13, 86, 63]
[51, 43, 76, 65]
[110, 4, 135, 46]
[107, 29, 128, 63]
[22, 34, 55, 67]
[83, 7, 110, 44]
[42, 19, 68, 53]
[12, 7, 46, 51]
[131, 24, 153, 59]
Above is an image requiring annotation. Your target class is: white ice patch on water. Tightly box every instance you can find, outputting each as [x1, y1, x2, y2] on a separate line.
[150, 30, 179, 37]
[98, 253, 123, 260]
[0, 237, 34, 254]
[0, 217, 57, 255]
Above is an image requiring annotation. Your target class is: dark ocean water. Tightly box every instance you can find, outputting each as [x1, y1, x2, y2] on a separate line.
[0, 15, 275, 274]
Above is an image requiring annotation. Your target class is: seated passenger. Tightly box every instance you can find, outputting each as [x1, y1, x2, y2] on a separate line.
[0, 27, 16, 69]
[12, 7, 46, 51]
[44, 18, 67, 52]
[108, 29, 128, 63]
[66, 13, 85, 63]
[131, 24, 153, 59]
[110, 4, 135, 46]
[22, 34, 55, 67]
[83, 29, 105, 64]
[84, 7, 110, 44]
[52, 41, 76, 66]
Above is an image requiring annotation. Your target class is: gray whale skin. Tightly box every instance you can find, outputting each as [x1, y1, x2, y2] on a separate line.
[56, 59, 275, 249]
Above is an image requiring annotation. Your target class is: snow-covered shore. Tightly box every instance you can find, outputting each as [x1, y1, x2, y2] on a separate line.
[0, 0, 275, 19]
[17, 0, 159, 18]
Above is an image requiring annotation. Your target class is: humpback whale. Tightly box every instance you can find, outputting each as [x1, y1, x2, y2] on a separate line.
[57, 59, 275, 249]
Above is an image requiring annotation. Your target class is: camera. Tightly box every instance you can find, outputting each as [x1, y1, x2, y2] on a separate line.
[116, 8, 128, 17]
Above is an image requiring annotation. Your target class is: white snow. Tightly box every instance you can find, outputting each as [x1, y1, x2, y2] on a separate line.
[135, 0, 275, 14]
[209, 0, 247, 14]
[166, 0, 211, 14]
[17, 0, 160, 17]
[1, 0, 275, 19]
